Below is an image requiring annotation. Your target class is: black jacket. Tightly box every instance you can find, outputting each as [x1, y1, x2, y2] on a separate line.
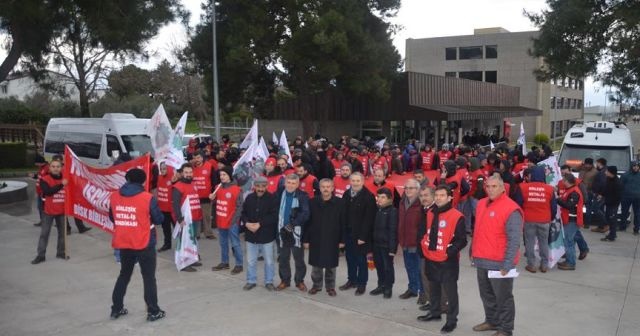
[240, 192, 278, 244]
[342, 187, 377, 254]
[373, 205, 398, 252]
[604, 176, 622, 206]
[304, 196, 346, 268]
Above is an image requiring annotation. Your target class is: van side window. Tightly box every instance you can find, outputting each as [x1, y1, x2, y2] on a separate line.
[106, 135, 121, 157]
[64, 132, 102, 159]
[44, 131, 65, 154]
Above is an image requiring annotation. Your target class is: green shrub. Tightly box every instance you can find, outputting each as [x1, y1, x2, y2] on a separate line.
[534, 133, 550, 145]
[0, 143, 27, 168]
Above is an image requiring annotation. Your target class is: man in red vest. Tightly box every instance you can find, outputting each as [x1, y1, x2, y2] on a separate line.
[365, 168, 399, 207]
[32, 156, 49, 227]
[420, 144, 437, 172]
[471, 175, 523, 336]
[556, 173, 589, 271]
[264, 158, 283, 194]
[418, 185, 467, 334]
[333, 162, 352, 198]
[31, 159, 67, 264]
[296, 164, 319, 199]
[156, 161, 176, 252]
[172, 163, 203, 272]
[109, 168, 165, 322]
[211, 166, 244, 274]
[192, 151, 217, 240]
[519, 166, 556, 273]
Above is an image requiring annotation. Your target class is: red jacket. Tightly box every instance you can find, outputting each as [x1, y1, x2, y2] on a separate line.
[422, 207, 464, 262]
[519, 182, 553, 223]
[398, 197, 423, 248]
[111, 192, 153, 250]
[215, 184, 242, 229]
[333, 176, 350, 198]
[472, 193, 523, 264]
[42, 174, 65, 216]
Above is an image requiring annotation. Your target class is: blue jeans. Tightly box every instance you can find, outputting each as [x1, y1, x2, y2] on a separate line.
[403, 248, 423, 294]
[620, 196, 640, 232]
[218, 224, 243, 266]
[563, 221, 578, 266]
[246, 241, 275, 285]
[345, 231, 368, 286]
[574, 229, 589, 253]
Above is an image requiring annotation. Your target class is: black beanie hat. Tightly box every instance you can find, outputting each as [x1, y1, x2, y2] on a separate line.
[607, 166, 617, 176]
[125, 168, 146, 184]
[219, 166, 234, 181]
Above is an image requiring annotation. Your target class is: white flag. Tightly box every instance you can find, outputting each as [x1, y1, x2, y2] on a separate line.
[517, 122, 526, 155]
[272, 132, 279, 145]
[146, 104, 173, 161]
[279, 130, 293, 166]
[537, 156, 562, 186]
[234, 141, 258, 170]
[174, 196, 199, 271]
[164, 111, 188, 169]
[258, 136, 270, 161]
[375, 138, 386, 151]
[240, 119, 258, 149]
[490, 140, 495, 150]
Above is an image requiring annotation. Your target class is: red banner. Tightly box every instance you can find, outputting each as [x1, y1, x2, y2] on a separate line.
[64, 146, 151, 233]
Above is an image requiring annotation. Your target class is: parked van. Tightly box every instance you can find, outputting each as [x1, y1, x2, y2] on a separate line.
[44, 113, 154, 167]
[558, 121, 634, 173]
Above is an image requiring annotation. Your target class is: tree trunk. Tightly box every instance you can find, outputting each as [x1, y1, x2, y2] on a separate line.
[0, 24, 24, 83]
[78, 83, 91, 117]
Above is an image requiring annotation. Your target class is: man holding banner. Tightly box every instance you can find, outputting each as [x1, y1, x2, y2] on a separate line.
[109, 168, 166, 322]
[172, 163, 204, 272]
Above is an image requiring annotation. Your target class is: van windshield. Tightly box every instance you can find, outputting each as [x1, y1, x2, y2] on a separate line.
[559, 144, 630, 172]
[121, 135, 154, 157]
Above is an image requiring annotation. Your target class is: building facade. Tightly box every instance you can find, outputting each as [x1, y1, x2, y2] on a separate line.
[405, 27, 584, 140]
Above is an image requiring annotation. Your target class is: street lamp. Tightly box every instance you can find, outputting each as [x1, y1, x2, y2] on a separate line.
[212, 1, 221, 142]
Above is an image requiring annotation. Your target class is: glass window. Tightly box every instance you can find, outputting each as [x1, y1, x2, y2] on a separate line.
[121, 134, 154, 157]
[64, 132, 102, 159]
[559, 98, 564, 109]
[569, 78, 574, 89]
[445, 47, 457, 60]
[44, 131, 65, 154]
[459, 46, 483, 60]
[578, 80, 584, 90]
[106, 135, 121, 157]
[551, 97, 556, 109]
[0, 85, 7, 94]
[566, 98, 572, 109]
[572, 99, 577, 109]
[485, 45, 497, 59]
[458, 71, 483, 81]
[445, 72, 457, 77]
[485, 71, 497, 83]
[559, 144, 630, 172]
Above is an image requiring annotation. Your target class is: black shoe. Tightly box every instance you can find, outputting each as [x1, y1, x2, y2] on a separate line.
[231, 266, 243, 275]
[181, 266, 197, 272]
[78, 227, 92, 234]
[257, 256, 264, 261]
[601, 236, 615, 242]
[417, 292, 428, 305]
[355, 286, 366, 296]
[157, 245, 171, 252]
[369, 287, 384, 296]
[31, 256, 45, 264]
[265, 284, 276, 292]
[339, 281, 355, 291]
[440, 322, 457, 333]
[417, 313, 441, 322]
[56, 253, 68, 260]
[383, 289, 392, 299]
[399, 289, 418, 299]
[110, 308, 128, 320]
[212, 263, 230, 271]
[192, 261, 203, 267]
[33, 222, 41, 227]
[146, 310, 166, 322]
[419, 303, 431, 311]
[243, 283, 257, 291]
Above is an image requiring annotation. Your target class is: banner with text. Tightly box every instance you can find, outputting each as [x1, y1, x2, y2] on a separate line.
[64, 146, 151, 233]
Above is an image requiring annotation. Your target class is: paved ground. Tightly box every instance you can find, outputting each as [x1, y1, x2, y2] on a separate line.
[1, 121, 640, 336]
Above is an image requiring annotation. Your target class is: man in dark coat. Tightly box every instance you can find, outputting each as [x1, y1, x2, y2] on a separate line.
[339, 172, 376, 295]
[601, 166, 623, 242]
[304, 178, 346, 297]
[417, 185, 467, 334]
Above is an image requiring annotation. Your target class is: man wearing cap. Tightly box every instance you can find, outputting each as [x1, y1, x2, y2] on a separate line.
[264, 157, 282, 194]
[240, 176, 278, 291]
[601, 166, 622, 242]
[619, 161, 640, 235]
[211, 166, 244, 274]
[109, 168, 166, 322]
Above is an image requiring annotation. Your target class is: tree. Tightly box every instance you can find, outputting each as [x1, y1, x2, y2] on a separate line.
[1, 0, 186, 116]
[187, 0, 402, 135]
[527, 0, 640, 102]
[107, 64, 154, 98]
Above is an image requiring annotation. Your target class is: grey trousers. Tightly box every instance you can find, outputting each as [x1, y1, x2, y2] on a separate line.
[37, 214, 65, 257]
[477, 268, 515, 335]
[419, 256, 429, 298]
[311, 266, 336, 290]
[524, 222, 550, 268]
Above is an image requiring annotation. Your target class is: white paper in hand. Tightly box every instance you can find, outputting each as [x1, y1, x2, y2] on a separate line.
[488, 269, 519, 279]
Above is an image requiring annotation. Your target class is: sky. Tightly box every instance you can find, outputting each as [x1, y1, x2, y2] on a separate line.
[1, 0, 609, 106]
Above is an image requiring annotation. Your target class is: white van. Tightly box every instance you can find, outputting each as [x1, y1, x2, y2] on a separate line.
[558, 121, 634, 173]
[44, 113, 154, 167]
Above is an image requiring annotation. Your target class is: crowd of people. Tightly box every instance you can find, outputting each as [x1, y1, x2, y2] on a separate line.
[29, 132, 640, 335]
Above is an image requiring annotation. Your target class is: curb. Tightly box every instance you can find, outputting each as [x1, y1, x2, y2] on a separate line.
[0, 171, 35, 179]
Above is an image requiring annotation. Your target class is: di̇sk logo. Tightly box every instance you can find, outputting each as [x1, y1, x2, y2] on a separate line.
[225, 192, 232, 199]
[489, 211, 495, 217]
[439, 220, 447, 228]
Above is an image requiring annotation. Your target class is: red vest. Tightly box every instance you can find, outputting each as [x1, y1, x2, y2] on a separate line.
[472, 193, 523, 264]
[421, 207, 464, 262]
[35, 164, 49, 196]
[110, 192, 153, 250]
[359, 155, 369, 176]
[365, 179, 396, 200]
[371, 157, 386, 173]
[331, 159, 345, 176]
[421, 151, 435, 171]
[333, 176, 350, 198]
[173, 181, 203, 221]
[469, 170, 485, 199]
[439, 150, 452, 168]
[299, 174, 317, 198]
[192, 161, 213, 199]
[557, 178, 582, 199]
[42, 174, 65, 216]
[512, 162, 527, 177]
[445, 173, 463, 208]
[215, 184, 242, 229]
[482, 163, 494, 177]
[265, 174, 282, 194]
[519, 182, 554, 223]
[561, 185, 584, 227]
[156, 167, 174, 213]
[456, 168, 471, 201]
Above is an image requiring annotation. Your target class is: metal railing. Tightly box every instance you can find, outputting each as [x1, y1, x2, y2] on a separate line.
[0, 124, 45, 145]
